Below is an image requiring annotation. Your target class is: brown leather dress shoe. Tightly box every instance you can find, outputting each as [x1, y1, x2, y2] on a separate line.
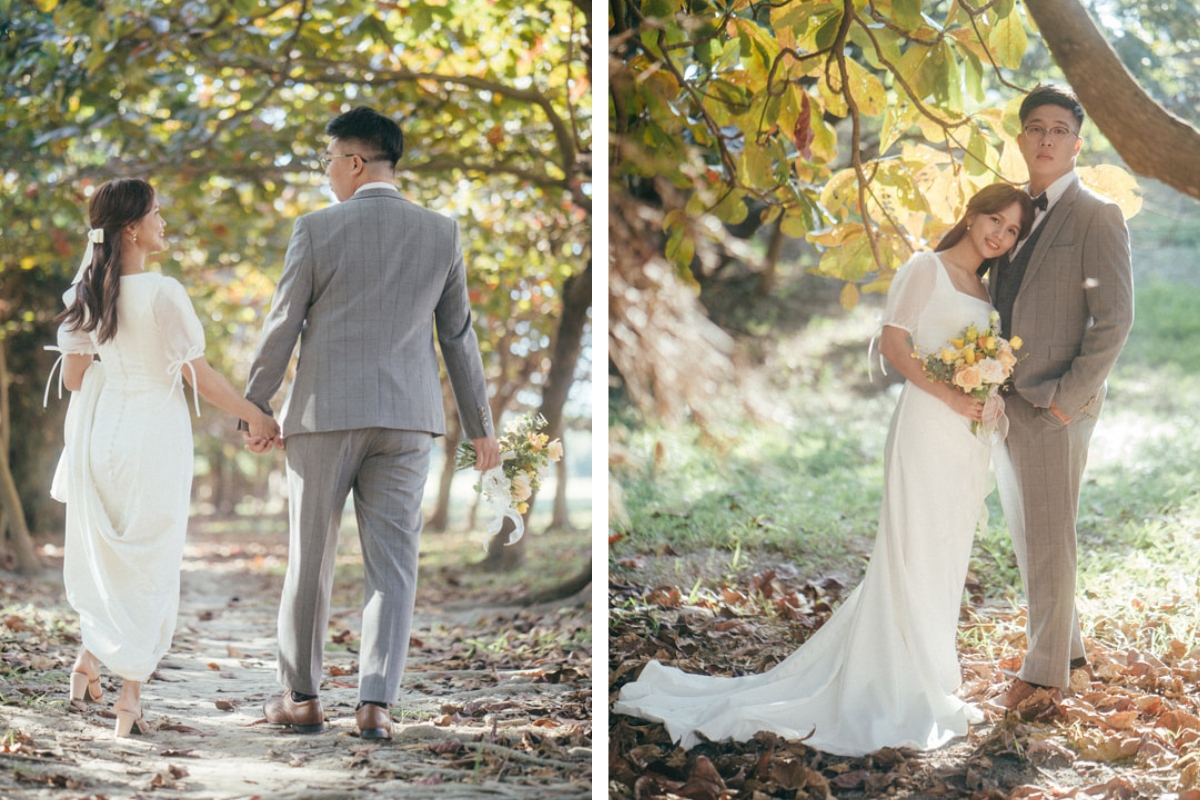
[989, 677, 1063, 717]
[263, 692, 324, 734]
[356, 703, 393, 740]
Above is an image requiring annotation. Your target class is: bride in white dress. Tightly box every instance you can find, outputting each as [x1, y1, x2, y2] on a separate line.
[614, 184, 1035, 757]
[50, 178, 280, 736]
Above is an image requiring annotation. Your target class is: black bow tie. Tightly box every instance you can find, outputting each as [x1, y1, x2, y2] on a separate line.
[1032, 192, 1048, 211]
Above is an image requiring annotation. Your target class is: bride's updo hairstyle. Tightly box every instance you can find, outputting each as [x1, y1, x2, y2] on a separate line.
[935, 183, 1034, 271]
[58, 178, 156, 344]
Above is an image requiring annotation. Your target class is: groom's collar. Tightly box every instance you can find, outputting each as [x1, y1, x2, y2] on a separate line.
[353, 181, 401, 196]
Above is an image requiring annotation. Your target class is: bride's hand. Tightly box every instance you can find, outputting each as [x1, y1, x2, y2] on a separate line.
[943, 388, 984, 421]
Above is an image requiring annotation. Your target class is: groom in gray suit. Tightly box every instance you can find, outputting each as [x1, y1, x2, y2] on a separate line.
[243, 106, 500, 738]
[988, 85, 1134, 708]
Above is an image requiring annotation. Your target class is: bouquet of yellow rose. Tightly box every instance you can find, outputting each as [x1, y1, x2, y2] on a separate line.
[456, 413, 563, 543]
[920, 310, 1023, 435]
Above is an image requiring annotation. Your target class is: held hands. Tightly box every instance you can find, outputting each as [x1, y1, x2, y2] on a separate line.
[471, 435, 501, 472]
[243, 412, 283, 454]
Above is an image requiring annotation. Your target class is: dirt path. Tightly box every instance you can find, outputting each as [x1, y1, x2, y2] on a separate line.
[0, 531, 591, 799]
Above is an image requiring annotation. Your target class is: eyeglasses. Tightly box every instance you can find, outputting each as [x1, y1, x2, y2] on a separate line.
[317, 153, 369, 171]
[1022, 124, 1078, 143]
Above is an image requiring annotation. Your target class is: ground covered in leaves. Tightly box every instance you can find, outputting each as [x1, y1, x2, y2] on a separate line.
[609, 556, 1200, 800]
[0, 523, 591, 800]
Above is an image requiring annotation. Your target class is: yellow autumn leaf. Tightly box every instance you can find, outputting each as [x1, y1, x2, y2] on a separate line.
[840, 282, 860, 309]
[807, 221, 864, 248]
[846, 58, 886, 117]
[1078, 164, 1142, 220]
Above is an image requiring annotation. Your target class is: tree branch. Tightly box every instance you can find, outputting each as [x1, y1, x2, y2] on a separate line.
[1024, 0, 1200, 200]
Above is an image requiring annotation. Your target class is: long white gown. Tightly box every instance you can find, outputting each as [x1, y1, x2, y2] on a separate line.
[52, 272, 205, 682]
[613, 251, 997, 757]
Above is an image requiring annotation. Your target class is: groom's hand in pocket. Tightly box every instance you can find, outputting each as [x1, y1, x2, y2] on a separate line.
[471, 435, 500, 471]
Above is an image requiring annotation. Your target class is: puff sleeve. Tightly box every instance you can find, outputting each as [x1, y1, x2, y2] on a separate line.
[55, 287, 98, 356]
[881, 251, 938, 334]
[152, 277, 207, 416]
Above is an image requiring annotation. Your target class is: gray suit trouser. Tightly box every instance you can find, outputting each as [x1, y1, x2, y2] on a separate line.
[277, 428, 432, 705]
[994, 395, 1096, 689]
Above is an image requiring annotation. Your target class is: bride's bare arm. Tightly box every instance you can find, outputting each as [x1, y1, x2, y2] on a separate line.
[183, 357, 279, 440]
[63, 354, 94, 392]
[879, 325, 982, 421]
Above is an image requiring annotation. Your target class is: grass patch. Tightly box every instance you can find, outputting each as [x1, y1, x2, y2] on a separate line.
[613, 408, 886, 579]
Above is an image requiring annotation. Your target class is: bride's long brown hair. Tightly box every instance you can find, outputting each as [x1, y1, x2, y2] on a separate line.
[57, 178, 156, 344]
[935, 183, 1034, 275]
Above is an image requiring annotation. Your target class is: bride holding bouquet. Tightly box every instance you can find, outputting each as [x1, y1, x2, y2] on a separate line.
[615, 183, 1035, 756]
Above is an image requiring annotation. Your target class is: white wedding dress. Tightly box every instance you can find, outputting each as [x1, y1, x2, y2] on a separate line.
[51, 272, 205, 682]
[614, 252, 997, 756]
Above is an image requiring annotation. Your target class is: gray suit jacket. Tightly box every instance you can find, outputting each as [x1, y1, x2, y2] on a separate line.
[245, 187, 493, 440]
[988, 174, 1134, 418]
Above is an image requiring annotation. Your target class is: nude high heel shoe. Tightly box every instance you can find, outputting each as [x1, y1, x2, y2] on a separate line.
[69, 671, 103, 702]
[114, 706, 147, 737]
[69, 653, 103, 703]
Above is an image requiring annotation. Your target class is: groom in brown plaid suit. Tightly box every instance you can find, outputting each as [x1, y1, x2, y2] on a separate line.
[986, 85, 1134, 708]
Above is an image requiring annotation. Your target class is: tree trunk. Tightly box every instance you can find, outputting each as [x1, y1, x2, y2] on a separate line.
[0, 340, 42, 574]
[426, 387, 463, 532]
[520, 558, 591, 605]
[1026, 0, 1200, 200]
[549, 449, 572, 530]
[480, 261, 592, 571]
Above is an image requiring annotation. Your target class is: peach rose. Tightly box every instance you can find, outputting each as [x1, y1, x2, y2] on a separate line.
[511, 472, 533, 502]
[953, 364, 983, 392]
[547, 439, 564, 462]
[997, 349, 1017, 370]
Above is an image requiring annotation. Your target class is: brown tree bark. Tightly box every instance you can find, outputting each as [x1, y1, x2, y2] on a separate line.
[481, 262, 592, 571]
[549, 450, 572, 530]
[520, 557, 591, 605]
[0, 340, 42, 574]
[426, 383, 463, 533]
[1026, 0, 1200, 200]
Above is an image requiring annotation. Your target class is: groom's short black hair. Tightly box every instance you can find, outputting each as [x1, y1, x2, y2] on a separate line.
[1019, 84, 1085, 131]
[326, 106, 404, 168]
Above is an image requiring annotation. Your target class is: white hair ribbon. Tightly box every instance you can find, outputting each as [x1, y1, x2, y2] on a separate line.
[72, 228, 105, 284]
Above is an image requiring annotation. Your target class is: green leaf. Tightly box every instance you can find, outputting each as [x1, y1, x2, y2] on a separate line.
[989, 9, 1028, 71]
[965, 125, 989, 176]
[710, 189, 749, 225]
[813, 9, 843, 51]
[739, 142, 776, 190]
[892, 0, 922, 32]
[897, 43, 934, 100]
[880, 98, 916, 156]
[816, 230, 871, 280]
[665, 226, 695, 269]
[780, 208, 810, 238]
[959, 44, 984, 102]
[642, 0, 675, 21]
